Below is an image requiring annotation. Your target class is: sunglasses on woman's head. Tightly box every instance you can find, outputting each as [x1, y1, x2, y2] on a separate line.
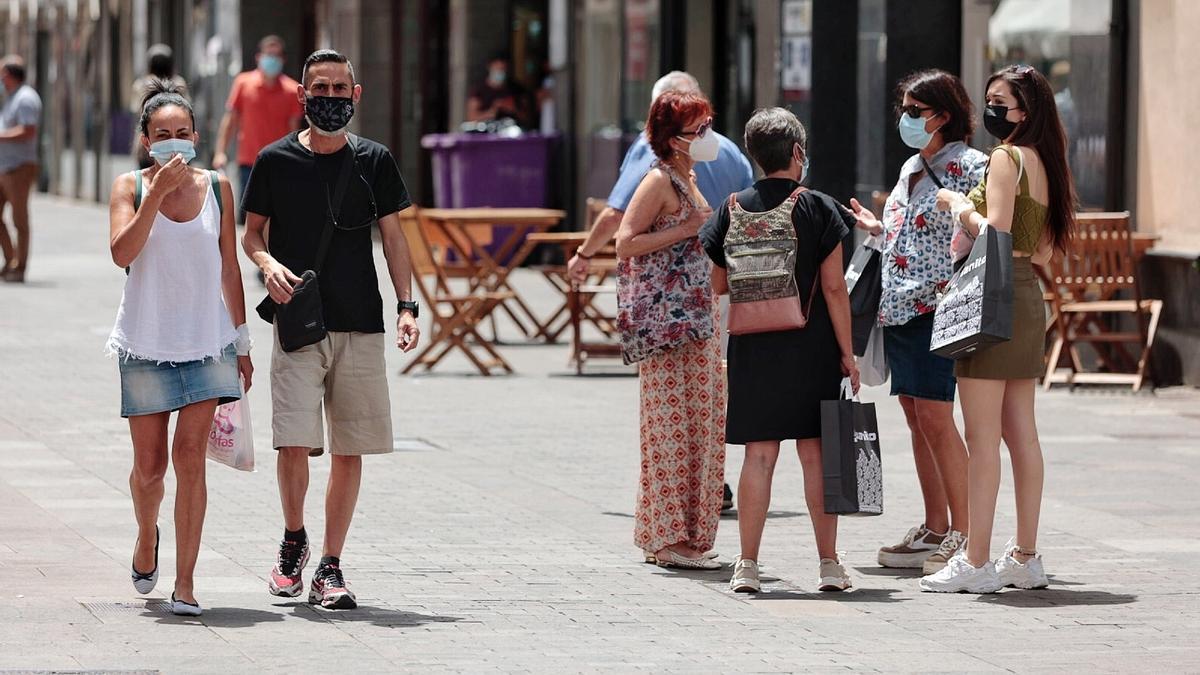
[1007, 64, 1036, 76]
[679, 116, 713, 139]
[898, 104, 935, 119]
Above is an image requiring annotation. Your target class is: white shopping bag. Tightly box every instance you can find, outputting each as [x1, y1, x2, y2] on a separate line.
[859, 323, 889, 387]
[206, 382, 254, 471]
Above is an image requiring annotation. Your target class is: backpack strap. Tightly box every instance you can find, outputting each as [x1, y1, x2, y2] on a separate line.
[209, 170, 224, 216]
[133, 170, 143, 212]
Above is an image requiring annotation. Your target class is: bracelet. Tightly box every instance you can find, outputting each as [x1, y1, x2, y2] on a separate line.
[575, 247, 593, 260]
[234, 323, 252, 356]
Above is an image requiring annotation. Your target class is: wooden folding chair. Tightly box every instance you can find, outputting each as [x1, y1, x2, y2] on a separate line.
[1042, 212, 1163, 391]
[399, 210, 514, 376]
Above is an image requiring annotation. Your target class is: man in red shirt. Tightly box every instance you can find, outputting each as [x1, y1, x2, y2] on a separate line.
[213, 35, 303, 221]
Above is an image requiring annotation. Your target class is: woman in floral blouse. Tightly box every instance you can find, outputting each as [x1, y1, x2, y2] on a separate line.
[847, 70, 987, 575]
[614, 90, 726, 570]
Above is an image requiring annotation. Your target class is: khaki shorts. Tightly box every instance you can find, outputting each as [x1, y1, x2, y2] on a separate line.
[271, 329, 393, 456]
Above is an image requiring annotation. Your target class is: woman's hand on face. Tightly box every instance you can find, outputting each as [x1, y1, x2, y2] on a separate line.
[147, 155, 190, 198]
[847, 198, 883, 236]
[683, 205, 714, 237]
[237, 355, 253, 392]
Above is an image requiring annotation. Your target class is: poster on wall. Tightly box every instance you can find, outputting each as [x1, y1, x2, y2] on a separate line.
[781, 0, 812, 101]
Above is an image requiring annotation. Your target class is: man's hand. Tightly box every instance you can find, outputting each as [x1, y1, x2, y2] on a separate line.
[397, 311, 420, 352]
[567, 253, 590, 284]
[146, 155, 190, 199]
[212, 151, 229, 170]
[263, 261, 303, 304]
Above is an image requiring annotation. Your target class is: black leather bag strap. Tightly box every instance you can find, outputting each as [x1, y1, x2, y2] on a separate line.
[313, 134, 358, 275]
[919, 155, 946, 190]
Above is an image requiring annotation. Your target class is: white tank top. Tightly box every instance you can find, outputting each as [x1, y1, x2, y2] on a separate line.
[107, 180, 238, 362]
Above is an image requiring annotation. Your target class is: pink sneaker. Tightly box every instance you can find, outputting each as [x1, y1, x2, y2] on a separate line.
[309, 562, 357, 610]
[268, 538, 310, 597]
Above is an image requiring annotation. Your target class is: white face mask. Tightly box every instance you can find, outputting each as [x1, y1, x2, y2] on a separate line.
[681, 131, 719, 163]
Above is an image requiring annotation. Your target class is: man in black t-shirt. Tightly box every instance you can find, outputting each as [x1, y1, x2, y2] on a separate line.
[241, 49, 420, 611]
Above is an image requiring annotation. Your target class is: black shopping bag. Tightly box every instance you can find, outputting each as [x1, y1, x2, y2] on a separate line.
[844, 237, 883, 356]
[929, 224, 1014, 359]
[821, 381, 883, 516]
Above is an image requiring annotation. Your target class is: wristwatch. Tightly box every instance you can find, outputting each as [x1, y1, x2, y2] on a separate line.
[398, 300, 420, 318]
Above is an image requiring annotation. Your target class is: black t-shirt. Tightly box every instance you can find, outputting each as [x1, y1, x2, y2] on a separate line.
[243, 132, 411, 333]
[469, 80, 526, 119]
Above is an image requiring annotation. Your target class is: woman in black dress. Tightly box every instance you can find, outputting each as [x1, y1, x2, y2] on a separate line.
[700, 107, 859, 593]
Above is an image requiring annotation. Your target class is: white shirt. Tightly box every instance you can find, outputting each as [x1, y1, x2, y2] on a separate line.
[107, 181, 238, 362]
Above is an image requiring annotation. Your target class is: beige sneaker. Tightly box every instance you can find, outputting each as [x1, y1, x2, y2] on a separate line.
[921, 530, 966, 574]
[818, 558, 852, 592]
[729, 556, 761, 593]
[877, 524, 945, 568]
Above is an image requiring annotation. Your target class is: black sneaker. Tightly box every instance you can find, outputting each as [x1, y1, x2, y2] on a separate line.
[309, 562, 357, 610]
[268, 538, 310, 597]
[722, 483, 734, 511]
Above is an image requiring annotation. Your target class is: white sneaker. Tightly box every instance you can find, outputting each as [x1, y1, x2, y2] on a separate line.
[818, 558, 852, 592]
[995, 538, 1049, 589]
[921, 530, 966, 574]
[729, 556, 761, 593]
[877, 524, 945, 568]
[919, 550, 1002, 594]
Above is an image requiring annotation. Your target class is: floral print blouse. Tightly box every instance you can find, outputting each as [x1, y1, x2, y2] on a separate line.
[878, 141, 987, 327]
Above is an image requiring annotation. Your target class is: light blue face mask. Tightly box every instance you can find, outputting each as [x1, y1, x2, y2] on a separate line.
[148, 138, 196, 165]
[259, 54, 284, 78]
[802, 156, 810, 182]
[898, 113, 935, 150]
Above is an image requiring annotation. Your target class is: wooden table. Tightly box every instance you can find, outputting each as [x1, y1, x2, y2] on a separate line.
[419, 208, 566, 341]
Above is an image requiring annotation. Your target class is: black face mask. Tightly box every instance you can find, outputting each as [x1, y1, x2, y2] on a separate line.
[984, 104, 1019, 140]
[305, 95, 355, 133]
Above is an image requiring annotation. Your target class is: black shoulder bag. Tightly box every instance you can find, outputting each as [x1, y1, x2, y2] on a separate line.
[257, 135, 358, 352]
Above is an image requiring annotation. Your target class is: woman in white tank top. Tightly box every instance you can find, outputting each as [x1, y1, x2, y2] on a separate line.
[107, 80, 253, 616]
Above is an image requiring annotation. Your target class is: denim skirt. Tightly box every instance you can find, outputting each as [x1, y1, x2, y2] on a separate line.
[882, 312, 957, 402]
[118, 343, 241, 417]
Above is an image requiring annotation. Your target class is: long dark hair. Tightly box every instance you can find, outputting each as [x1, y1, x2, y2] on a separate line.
[988, 64, 1077, 253]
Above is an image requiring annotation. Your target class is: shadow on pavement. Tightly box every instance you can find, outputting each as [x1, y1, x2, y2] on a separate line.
[743, 588, 908, 603]
[274, 601, 462, 628]
[976, 588, 1137, 608]
[602, 510, 804, 520]
[851, 566, 922, 580]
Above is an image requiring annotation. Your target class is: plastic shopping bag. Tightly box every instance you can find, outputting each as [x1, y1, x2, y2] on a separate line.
[206, 382, 254, 471]
[859, 323, 889, 387]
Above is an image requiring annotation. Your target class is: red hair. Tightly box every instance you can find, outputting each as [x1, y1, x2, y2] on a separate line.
[645, 90, 714, 162]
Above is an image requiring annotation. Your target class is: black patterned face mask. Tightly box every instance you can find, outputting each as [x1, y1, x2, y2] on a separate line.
[305, 95, 355, 134]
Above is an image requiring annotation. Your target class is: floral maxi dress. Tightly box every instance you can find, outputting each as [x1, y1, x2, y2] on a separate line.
[624, 163, 727, 555]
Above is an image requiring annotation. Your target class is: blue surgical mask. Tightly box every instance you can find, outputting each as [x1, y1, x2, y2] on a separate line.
[148, 138, 196, 165]
[259, 55, 284, 78]
[898, 113, 935, 150]
[802, 156, 810, 182]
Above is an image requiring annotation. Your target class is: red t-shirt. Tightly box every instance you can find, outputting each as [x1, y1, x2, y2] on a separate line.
[226, 70, 303, 166]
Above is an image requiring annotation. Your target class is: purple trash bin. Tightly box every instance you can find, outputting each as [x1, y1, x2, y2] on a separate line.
[421, 132, 557, 263]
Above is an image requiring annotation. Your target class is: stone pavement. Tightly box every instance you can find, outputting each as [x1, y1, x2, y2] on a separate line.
[1, 194, 1199, 674]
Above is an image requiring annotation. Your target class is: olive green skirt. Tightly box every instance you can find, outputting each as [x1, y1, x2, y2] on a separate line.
[955, 257, 1046, 380]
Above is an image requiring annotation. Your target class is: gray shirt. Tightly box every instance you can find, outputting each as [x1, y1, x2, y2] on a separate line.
[0, 84, 42, 172]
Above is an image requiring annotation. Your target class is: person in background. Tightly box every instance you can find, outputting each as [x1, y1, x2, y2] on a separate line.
[212, 35, 303, 221]
[107, 80, 253, 616]
[922, 64, 1076, 593]
[568, 71, 752, 511]
[615, 90, 725, 570]
[466, 53, 528, 126]
[0, 55, 42, 283]
[700, 107, 859, 594]
[129, 44, 189, 170]
[846, 70, 987, 575]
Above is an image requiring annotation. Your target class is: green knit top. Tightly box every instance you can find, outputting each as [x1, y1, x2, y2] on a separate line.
[967, 145, 1048, 254]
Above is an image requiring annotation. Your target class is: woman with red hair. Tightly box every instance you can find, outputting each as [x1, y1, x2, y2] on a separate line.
[614, 90, 726, 570]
